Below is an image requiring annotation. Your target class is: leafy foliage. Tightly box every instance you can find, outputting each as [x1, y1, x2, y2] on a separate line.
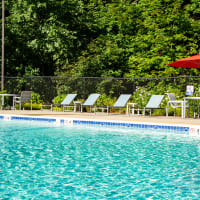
[2, 0, 200, 79]
[53, 94, 66, 104]
[31, 92, 41, 103]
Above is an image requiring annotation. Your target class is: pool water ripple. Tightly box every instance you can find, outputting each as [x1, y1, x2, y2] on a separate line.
[0, 120, 200, 199]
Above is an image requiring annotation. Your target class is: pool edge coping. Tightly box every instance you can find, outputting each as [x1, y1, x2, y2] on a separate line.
[1, 114, 200, 137]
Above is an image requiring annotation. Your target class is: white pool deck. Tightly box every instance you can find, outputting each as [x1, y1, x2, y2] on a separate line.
[0, 110, 200, 126]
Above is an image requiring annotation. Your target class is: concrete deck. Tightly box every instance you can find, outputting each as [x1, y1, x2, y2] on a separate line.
[0, 110, 200, 126]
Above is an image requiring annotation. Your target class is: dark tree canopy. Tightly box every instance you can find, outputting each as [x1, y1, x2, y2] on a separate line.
[1, 0, 200, 78]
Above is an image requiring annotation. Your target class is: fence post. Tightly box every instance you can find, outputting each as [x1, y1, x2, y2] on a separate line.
[133, 78, 136, 94]
[84, 77, 86, 99]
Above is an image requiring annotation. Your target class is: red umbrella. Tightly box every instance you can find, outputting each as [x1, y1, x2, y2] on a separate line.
[168, 54, 200, 68]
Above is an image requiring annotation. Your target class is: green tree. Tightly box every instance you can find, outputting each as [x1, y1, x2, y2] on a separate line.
[2, 0, 200, 79]
[4, 0, 96, 76]
[127, 0, 200, 78]
[67, 0, 140, 78]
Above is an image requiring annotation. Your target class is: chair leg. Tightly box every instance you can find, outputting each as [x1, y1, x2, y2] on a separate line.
[13, 98, 15, 110]
[94, 106, 96, 115]
[137, 108, 140, 115]
[81, 105, 83, 112]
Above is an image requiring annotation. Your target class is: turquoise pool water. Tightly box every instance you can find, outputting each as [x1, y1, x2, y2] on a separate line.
[0, 120, 200, 199]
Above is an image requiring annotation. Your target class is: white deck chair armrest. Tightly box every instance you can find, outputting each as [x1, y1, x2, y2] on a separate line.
[168, 100, 187, 103]
[168, 100, 188, 106]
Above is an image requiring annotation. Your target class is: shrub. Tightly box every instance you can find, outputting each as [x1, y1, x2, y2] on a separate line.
[53, 94, 66, 104]
[31, 92, 42, 104]
[96, 94, 116, 106]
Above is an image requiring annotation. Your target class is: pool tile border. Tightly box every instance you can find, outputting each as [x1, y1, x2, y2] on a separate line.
[1, 114, 200, 137]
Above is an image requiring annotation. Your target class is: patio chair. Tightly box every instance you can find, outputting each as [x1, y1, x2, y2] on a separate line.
[137, 95, 164, 116]
[165, 93, 189, 117]
[81, 94, 100, 112]
[106, 94, 132, 114]
[41, 94, 77, 111]
[13, 91, 32, 110]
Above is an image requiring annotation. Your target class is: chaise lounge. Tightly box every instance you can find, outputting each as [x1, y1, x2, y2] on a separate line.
[41, 94, 77, 111]
[136, 95, 164, 116]
[95, 94, 132, 115]
[81, 94, 100, 112]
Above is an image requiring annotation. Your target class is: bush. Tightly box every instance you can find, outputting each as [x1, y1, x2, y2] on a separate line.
[96, 94, 116, 106]
[53, 94, 66, 104]
[24, 103, 41, 110]
[31, 92, 42, 104]
[133, 87, 151, 107]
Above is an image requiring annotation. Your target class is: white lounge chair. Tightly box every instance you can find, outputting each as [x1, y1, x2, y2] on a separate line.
[41, 94, 77, 111]
[137, 95, 164, 116]
[81, 94, 100, 112]
[106, 94, 132, 114]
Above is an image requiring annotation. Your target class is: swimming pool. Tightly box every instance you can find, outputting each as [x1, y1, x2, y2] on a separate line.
[0, 120, 200, 199]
